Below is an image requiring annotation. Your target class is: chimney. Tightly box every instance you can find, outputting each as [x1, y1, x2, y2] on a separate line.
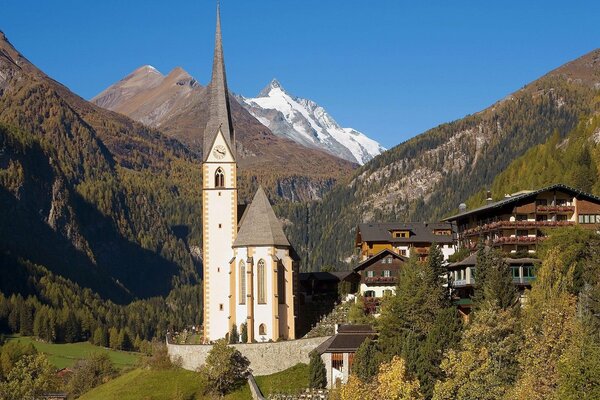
[486, 190, 493, 204]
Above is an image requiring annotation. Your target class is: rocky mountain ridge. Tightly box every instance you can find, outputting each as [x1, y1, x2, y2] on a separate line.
[237, 79, 385, 164]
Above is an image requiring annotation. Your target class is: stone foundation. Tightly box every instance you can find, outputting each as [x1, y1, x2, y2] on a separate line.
[167, 336, 330, 376]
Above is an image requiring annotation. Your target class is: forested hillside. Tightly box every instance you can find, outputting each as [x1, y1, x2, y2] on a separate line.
[466, 114, 600, 207]
[280, 49, 600, 271]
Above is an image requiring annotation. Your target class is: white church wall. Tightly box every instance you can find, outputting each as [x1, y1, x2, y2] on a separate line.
[252, 246, 275, 342]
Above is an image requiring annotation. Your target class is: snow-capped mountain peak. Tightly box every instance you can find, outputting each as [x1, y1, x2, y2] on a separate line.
[239, 79, 385, 164]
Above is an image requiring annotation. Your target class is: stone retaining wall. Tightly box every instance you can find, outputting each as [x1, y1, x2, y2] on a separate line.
[167, 336, 330, 376]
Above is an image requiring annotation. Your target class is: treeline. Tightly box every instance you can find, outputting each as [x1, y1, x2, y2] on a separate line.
[0, 256, 201, 351]
[467, 114, 600, 208]
[336, 226, 600, 399]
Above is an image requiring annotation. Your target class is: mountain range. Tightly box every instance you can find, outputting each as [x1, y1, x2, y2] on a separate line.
[91, 65, 355, 202]
[93, 67, 384, 165]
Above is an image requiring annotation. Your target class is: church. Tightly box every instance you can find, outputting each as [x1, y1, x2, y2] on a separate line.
[202, 4, 297, 343]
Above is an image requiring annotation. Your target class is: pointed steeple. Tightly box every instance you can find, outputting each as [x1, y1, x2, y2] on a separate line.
[233, 186, 291, 248]
[204, 1, 235, 160]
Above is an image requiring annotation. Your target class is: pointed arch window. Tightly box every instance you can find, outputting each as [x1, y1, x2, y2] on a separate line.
[277, 262, 286, 305]
[215, 167, 225, 188]
[239, 260, 246, 305]
[257, 259, 266, 304]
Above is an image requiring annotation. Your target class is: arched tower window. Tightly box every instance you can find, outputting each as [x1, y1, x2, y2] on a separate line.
[257, 259, 266, 304]
[215, 167, 225, 188]
[239, 260, 246, 305]
[259, 323, 266, 336]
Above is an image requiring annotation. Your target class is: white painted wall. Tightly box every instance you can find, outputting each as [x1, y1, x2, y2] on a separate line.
[204, 129, 236, 341]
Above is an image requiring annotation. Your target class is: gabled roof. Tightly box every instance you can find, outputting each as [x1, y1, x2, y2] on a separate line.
[316, 324, 376, 354]
[357, 222, 455, 244]
[233, 186, 291, 248]
[203, 3, 235, 161]
[353, 248, 407, 273]
[444, 183, 600, 222]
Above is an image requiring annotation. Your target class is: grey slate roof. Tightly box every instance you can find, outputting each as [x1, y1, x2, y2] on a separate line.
[203, 3, 235, 160]
[233, 186, 291, 248]
[316, 324, 376, 354]
[444, 183, 600, 222]
[357, 222, 455, 244]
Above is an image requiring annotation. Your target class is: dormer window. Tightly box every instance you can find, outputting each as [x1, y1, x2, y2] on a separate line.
[215, 167, 225, 188]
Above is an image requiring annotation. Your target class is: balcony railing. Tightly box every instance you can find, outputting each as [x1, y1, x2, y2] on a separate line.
[463, 220, 574, 236]
[536, 205, 574, 213]
[364, 276, 397, 285]
[451, 276, 535, 287]
[493, 236, 543, 245]
[513, 276, 536, 285]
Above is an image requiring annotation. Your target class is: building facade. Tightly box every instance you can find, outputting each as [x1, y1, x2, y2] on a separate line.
[353, 249, 407, 314]
[445, 184, 600, 254]
[202, 4, 296, 343]
[355, 222, 456, 262]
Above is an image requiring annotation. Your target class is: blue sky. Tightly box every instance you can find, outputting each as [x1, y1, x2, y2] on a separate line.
[1, 1, 600, 148]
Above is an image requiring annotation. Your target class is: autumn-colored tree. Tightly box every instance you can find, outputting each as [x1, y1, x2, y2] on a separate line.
[510, 249, 577, 400]
[0, 354, 59, 400]
[340, 356, 423, 400]
[556, 321, 600, 400]
[432, 305, 521, 400]
[201, 339, 250, 395]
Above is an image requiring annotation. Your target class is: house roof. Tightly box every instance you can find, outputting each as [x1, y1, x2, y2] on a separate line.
[203, 3, 235, 161]
[353, 248, 407, 273]
[316, 324, 376, 354]
[444, 183, 600, 222]
[233, 186, 290, 248]
[357, 222, 455, 244]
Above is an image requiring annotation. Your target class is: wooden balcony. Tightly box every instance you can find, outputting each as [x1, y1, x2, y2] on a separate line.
[463, 220, 574, 236]
[536, 205, 574, 213]
[364, 276, 398, 285]
[493, 236, 544, 245]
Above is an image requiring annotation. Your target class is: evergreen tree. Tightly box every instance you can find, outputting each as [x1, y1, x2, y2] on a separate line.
[229, 324, 239, 344]
[92, 326, 108, 347]
[308, 351, 327, 389]
[240, 322, 248, 343]
[352, 338, 378, 383]
[473, 247, 517, 309]
[108, 327, 120, 350]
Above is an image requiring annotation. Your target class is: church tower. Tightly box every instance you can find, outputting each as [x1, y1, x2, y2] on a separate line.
[202, 2, 237, 342]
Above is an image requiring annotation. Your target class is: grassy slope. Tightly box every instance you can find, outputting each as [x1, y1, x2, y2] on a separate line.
[6, 336, 139, 370]
[80, 363, 309, 400]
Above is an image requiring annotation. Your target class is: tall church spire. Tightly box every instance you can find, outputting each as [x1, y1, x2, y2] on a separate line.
[204, 1, 235, 160]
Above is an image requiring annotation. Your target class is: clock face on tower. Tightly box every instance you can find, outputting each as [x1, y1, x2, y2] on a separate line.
[213, 145, 226, 159]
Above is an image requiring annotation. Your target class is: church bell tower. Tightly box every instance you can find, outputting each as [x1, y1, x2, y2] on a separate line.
[202, 2, 237, 342]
